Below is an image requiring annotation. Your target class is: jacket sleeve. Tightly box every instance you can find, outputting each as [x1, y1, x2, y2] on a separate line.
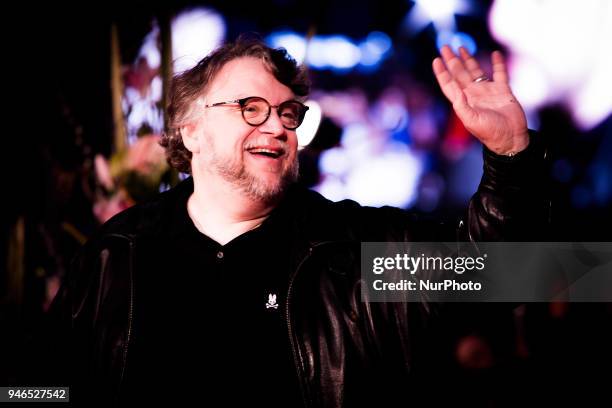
[464, 130, 550, 241]
[357, 131, 549, 243]
[23, 242, 94, 391]
[35, 235, 133, 403]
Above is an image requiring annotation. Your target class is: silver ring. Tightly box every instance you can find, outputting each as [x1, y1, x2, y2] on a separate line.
[473, 75, 490, 83]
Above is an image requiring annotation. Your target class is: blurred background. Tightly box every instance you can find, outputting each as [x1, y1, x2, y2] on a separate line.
[2, 0, 611, 404]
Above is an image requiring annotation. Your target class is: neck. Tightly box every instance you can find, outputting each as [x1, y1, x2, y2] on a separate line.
[187, 176, 278, 246]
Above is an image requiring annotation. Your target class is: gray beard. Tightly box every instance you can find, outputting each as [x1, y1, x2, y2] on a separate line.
[211, 153, 299, 204]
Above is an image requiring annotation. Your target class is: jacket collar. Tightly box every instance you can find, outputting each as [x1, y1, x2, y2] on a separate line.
[97, 176, 361, 249]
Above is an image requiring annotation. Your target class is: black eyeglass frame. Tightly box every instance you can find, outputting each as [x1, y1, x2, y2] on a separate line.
[203, 96, 309, 130]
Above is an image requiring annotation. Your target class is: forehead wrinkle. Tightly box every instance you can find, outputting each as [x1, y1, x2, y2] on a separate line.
[204, 57, 294, 105]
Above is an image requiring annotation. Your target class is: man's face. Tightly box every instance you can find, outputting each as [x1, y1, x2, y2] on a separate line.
[190, 57, 299, 203]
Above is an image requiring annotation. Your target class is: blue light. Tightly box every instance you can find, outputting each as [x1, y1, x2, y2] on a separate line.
[358, 31, 393, 69]
[304, 37, 328, 69]
[552, 159, 573, 183]
[325, 35, 362, 70]
[265, 31, 307, 64]
[436, 30, 477, 55]
[267, 30, 394, 73]
[571, 185, 592, 209]
[366, 31, 392, 56]
[589, 163, 612, 206]
[304, 35, 361, 72]
[359, 42, 382, 67]
[404, 0, 473, 34]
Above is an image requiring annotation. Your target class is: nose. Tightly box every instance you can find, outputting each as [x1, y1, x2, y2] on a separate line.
[258, 108, 287, 140]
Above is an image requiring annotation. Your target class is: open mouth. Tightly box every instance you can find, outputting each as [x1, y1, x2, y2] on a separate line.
[246, 147, 284, 159]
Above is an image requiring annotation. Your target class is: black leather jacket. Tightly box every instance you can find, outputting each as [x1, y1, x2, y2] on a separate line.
[46, 135, 548, 406]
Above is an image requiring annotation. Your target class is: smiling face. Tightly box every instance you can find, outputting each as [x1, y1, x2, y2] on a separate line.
[184, 57, 300, 204]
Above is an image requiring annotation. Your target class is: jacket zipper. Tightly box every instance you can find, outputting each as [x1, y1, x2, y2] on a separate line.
[286, 241, 335, 408]
[103, 234, 135, 403]
[118, 240, 135, 401]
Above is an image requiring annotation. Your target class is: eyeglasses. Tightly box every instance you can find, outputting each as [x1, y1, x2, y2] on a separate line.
[203, 96, 309, 130]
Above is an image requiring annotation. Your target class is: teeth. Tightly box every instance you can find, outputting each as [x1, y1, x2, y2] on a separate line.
[248, 148, 281, 157]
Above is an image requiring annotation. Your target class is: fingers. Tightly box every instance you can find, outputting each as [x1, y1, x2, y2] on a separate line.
[439, 45, 474, 88]
[438, 46, 509, 84]
[432, 57, 471, 112]
[458, 47, 486, 80]
[432, 57, 462, 102]
[432, 56, 477, 124]
[491, 50, 509, 83]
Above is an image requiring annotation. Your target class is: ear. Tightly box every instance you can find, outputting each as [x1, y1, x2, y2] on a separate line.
[181, 123, 201, 154]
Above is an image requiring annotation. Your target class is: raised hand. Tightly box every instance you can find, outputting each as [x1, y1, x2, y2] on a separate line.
[433, 45, 529, 155]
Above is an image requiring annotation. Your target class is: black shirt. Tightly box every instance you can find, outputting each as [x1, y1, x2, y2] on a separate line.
[126, 187, 303, 406]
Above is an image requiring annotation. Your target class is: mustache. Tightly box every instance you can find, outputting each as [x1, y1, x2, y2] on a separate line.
[243, 142, 289, 153]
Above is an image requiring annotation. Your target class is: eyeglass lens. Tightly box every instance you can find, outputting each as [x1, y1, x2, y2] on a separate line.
[241, 97, 305, 129]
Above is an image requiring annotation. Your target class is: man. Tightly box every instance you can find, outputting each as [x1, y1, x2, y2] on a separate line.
[48, 38, 547, 406]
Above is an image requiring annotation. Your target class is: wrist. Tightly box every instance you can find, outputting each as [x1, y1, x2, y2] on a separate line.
[499, 130, 530, 156]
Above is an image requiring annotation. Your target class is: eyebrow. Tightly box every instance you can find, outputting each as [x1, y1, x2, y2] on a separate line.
[233, 93, 298, 101]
